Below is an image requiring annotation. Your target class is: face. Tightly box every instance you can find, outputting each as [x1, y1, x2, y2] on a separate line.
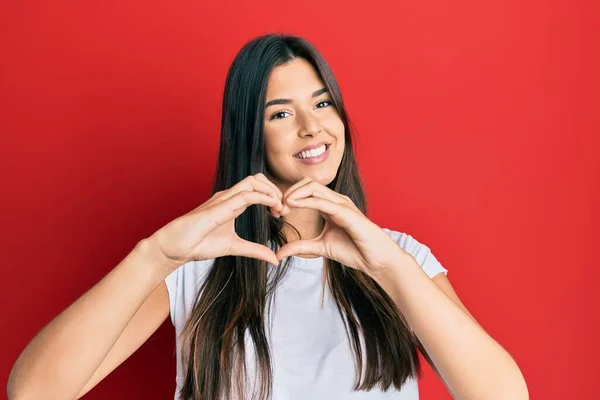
[262, 58, 345, 192]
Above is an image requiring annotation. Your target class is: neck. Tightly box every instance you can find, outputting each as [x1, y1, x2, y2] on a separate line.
[281, 208, 324, 242]
[280, 208, 324, 260]
[269, 174, 326, 254]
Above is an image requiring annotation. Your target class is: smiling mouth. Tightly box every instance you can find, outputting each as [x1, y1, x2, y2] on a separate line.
[293, 143, 330, 159]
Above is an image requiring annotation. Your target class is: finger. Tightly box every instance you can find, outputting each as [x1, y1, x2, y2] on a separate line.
[276, 239, 325, 261]
[285, 180, 346, 206]
[209, 191, 281, 227]
[282, 176, 313, 200]
[230, 237, 279, 265]
[279, 176, 315, 216]
[254, 173, 283, 200]
[286, 197, 357, 230]
[228, 177, 280, 203]
[219, 177, 284, 213]
[254, 174, 290, 216]
[248, 175, 287, 214]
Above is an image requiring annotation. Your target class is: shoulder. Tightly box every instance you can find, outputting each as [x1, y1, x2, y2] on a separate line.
[165, 258, 214, 289]
[381, 228, 448, 278]
[163, 259, 215, 325]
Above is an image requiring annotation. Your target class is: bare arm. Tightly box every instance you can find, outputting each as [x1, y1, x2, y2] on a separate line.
[372, 253, 529, 400]
[7, 173, 286, 400]
[75, 280, 169, 398]
[7, 239, 174, 400]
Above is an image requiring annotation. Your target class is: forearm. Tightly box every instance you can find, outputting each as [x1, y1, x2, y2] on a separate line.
[7, 239, 170, 400]
[371, 251, 528, 400]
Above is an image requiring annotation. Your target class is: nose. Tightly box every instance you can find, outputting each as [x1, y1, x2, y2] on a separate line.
[298, 111, 323, 137]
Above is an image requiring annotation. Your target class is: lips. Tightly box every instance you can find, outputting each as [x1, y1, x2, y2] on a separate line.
[294, 143, 330, 165]
[293, 142, 330, 157]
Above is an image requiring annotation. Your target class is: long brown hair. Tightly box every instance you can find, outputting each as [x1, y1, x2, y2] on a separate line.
[178, 33, 429, 400]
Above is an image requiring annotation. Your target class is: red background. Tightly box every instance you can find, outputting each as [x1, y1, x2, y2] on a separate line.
[1, 1, 598, 398]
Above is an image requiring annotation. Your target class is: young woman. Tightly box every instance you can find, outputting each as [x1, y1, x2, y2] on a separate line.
[7, 34, 528, 400]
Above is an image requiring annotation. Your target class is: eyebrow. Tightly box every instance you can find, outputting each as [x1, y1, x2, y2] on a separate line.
[264, 87, 329, 108]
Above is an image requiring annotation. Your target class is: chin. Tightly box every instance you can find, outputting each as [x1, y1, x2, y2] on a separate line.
[304, 168, 339, 186]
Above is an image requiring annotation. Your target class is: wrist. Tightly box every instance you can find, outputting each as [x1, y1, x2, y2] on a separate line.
[369, 248, 416, 290]
[133, 237, 181, 281]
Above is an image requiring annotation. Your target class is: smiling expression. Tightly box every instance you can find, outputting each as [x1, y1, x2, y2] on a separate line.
[262, 58, 345, 191]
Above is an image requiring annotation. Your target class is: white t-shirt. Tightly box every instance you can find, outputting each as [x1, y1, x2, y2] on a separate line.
[164, 228, 448, 399]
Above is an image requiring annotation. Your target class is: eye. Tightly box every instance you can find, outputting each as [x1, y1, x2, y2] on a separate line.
[315, 100, 332, 109]
[269, 110, 291, 120]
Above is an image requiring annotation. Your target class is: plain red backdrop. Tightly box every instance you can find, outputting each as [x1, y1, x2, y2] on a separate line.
[1, 0, 598, 399]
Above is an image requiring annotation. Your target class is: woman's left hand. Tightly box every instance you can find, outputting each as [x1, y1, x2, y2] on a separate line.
[276, 177, 407, 277]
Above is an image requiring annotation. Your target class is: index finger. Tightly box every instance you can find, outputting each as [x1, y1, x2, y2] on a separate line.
[254, 173, 283, 201]
[282, 176, 313, 200]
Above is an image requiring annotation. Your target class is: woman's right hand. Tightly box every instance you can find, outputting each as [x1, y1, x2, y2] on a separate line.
[147, 173, 289, 272]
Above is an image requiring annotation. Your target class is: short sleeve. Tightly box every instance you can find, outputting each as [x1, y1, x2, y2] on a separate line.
[164, 265, 181, 326]
[163, 259, 214, 327]
[382, 228, 448, 278]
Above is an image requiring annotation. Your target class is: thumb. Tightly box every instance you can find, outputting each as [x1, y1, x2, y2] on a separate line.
[276, 239, 325, 260]
[230, 238, 279, 266]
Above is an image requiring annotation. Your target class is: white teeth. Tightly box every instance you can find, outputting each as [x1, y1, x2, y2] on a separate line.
[296, 144, 327, 159]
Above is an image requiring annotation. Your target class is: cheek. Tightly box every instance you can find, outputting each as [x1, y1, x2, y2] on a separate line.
[323, 114, 345, 138]
[323, 116, 345, 153]
[264, 142, 279, 166]
[264, 136, 291, 170]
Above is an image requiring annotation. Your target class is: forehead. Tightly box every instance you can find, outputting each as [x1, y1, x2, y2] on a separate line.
[265, 58, 325, 99]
